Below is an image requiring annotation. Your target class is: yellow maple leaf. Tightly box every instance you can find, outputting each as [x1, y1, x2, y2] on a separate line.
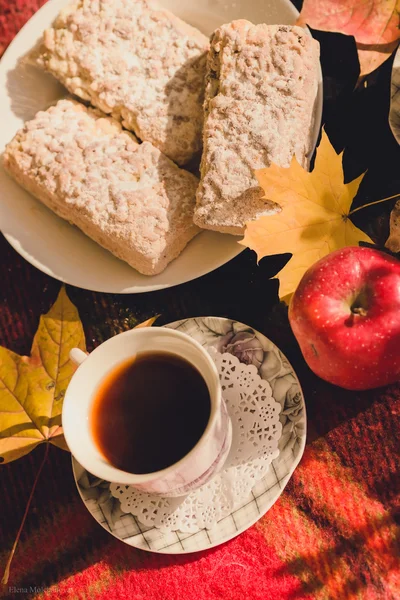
[0, 295, 158, 586]
[135, 315, 160, 328]
[240, 130, 373, 299]
[0, 287, 86, 464]
[0, 289, 159, 465]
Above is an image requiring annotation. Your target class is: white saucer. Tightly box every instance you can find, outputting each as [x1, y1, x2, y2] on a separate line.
[72, 317, 306, 553]
[0, 0, 322, 293]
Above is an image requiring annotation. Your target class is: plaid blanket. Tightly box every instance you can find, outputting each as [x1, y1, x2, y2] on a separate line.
[1, 2, 400, 598]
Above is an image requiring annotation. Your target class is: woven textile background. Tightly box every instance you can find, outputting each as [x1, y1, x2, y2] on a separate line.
[1, 1, 400, 599]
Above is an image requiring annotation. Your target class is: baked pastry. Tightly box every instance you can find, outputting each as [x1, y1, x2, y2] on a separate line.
[194, 21, 320, 235]
[38, 0, 209, 166]
[3, 99, 200, 275]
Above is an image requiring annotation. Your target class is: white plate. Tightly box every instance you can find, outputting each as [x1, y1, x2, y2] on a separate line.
[0, 0, 323, 293]
[72, 317, 306, 553]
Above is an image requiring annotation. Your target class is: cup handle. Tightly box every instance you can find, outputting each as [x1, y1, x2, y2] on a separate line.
[70, 348, 88, 366]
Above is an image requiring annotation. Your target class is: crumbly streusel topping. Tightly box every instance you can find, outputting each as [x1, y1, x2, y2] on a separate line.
[39, 0, 209, 165]
[196, 21, 319, 231]
[5, 99, 199, 258]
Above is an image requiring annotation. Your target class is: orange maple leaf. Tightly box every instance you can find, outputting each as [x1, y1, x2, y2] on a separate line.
[298, 0, 400, 77]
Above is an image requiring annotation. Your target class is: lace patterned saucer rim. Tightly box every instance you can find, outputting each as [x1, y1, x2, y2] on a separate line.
[109, 349, 282, 532]
[72, 317, 307, 554]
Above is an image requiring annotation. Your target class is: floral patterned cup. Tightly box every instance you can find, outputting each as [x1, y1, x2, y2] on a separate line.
[63, 328, 232, 497]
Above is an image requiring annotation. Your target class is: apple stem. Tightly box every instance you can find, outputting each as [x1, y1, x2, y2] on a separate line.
[351, 307, 367, 317]
[1, 443, 50, 587]
[348, 193, 400, 216]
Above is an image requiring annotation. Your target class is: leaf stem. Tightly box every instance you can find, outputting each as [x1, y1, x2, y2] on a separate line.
[1, 443, 50, 587]
[349, 194, 400, 216]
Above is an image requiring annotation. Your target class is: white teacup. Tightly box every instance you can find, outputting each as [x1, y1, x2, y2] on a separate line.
[63, 327, 232, 497]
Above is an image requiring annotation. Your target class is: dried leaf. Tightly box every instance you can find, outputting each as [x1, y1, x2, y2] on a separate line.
[280, 293, 294, 307]
[386, 199, 400, 252]
[240, 130, 372, 298]
[134, 315, 160, 329]
[0, 304, 158, 587]
[0, 287, 86, 464]
[298, 0, 400, 77]
[357, 40, 400, 80]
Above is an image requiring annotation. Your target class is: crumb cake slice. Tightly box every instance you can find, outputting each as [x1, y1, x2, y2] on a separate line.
[38, 0, 209, 166]
[3, 99, 200, 275]
[194, 21, 320, 235]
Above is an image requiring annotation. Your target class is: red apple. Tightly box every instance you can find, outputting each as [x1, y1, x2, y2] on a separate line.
[288, 246, 400, 390]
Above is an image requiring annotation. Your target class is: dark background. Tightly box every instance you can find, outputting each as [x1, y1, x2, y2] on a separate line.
[1, 0, 400, 592]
